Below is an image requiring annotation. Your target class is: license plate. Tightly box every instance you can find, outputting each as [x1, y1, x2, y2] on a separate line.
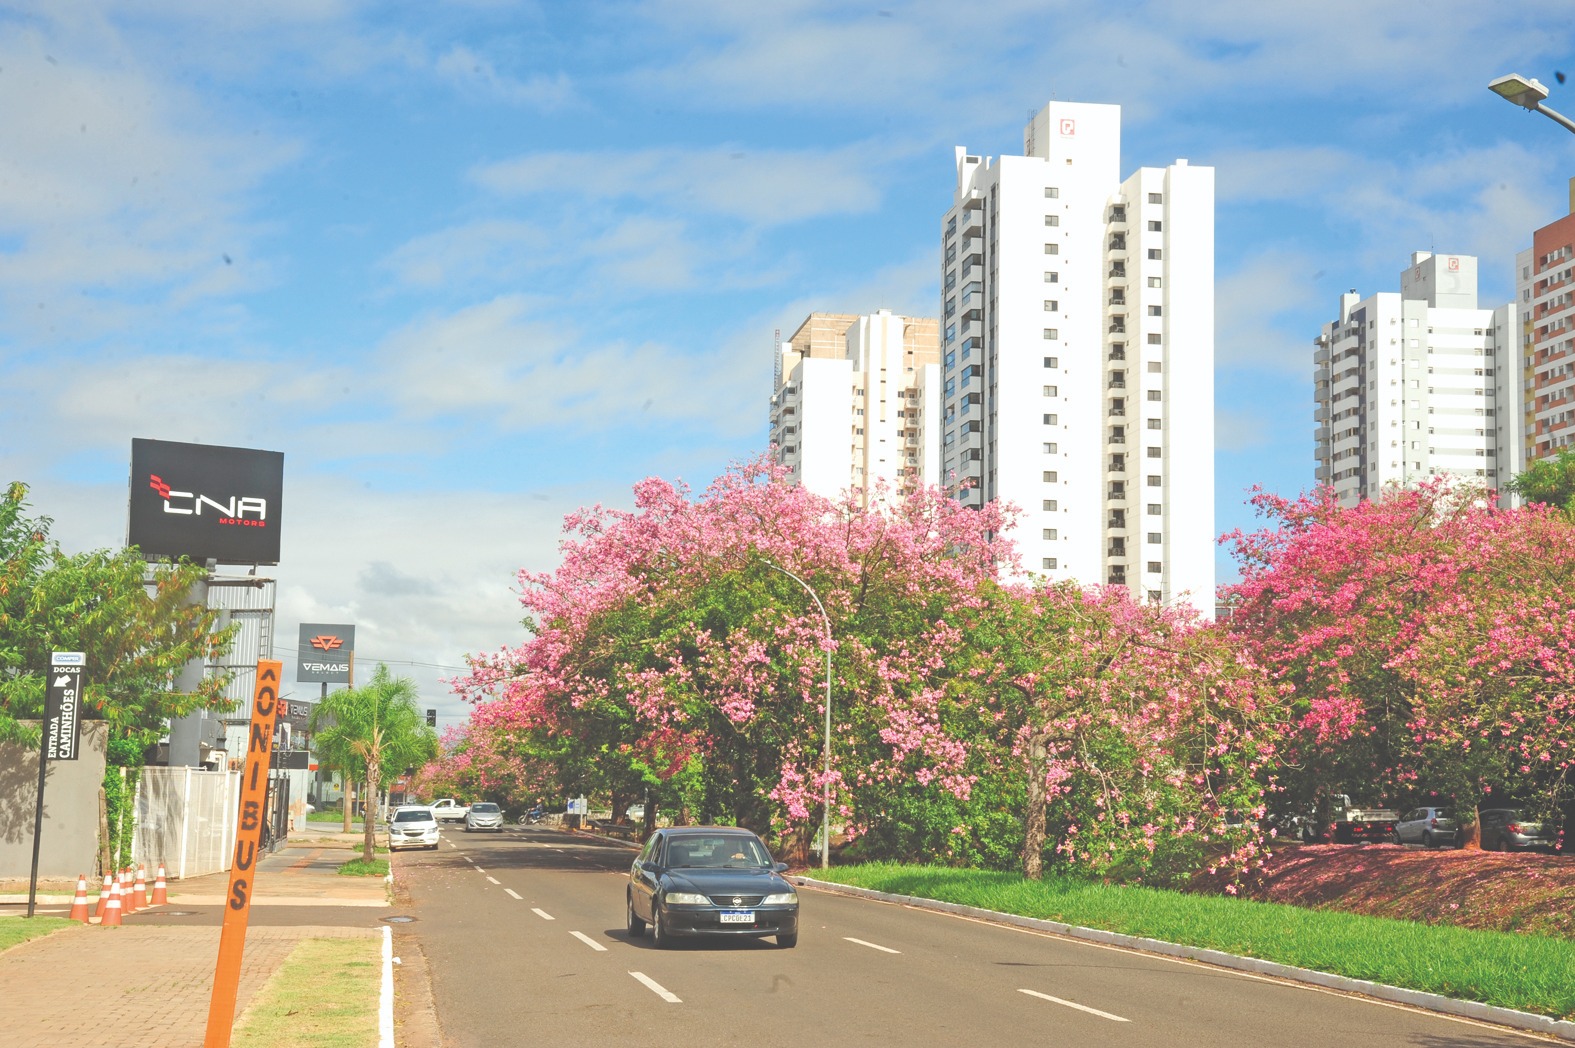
[719, 911, 755, 924]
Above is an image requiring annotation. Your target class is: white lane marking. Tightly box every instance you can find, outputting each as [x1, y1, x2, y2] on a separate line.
[1018, 989, 1129, 1022]
[504, 889, 522, 900]
[629, 971, 681, 1003]
[472, 866, 485, 873]
[532, 908, 555, 920]
[570, 931, 609, 952]
[486, 876, 500, 885]
[844, 937, 900, 954]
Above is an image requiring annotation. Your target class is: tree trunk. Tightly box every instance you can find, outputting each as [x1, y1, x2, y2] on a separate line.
[1022, 732, 1048, 881]
[342, 774, 353, 833]
[1462, 802, 1482, 850]
[97, 786, 112, 878]
[362, 763, 379, 863]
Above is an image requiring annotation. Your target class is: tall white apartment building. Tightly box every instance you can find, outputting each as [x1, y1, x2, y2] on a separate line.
[769, 310, 941, 507]
[1314, 252, 1522, 505]
[940, 100, 1215, 608]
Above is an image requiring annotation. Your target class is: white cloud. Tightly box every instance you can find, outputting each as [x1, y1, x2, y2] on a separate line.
[1215, 249, 1324, 373]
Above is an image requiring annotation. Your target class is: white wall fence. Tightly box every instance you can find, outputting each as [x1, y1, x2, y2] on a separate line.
[131, 766, 240, 880]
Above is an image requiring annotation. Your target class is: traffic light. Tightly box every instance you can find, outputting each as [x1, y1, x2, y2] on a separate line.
[426, 708, 436, 727]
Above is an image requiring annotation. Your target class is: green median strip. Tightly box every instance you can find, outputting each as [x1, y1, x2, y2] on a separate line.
[231, 936, 381, 1048]
[337, 858, 389, 877]
[0, 917, 76, 952]
[814, 863, 1575, 1023]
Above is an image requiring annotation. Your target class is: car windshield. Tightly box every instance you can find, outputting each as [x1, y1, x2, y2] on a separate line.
[470, 803, 499, 813]
[394, 809, 432, 823]
[666, 836, 772, 868]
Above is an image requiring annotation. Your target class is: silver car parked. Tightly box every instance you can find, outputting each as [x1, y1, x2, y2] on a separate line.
[465, 802, 504, 832]
[1395, 806, 1458, 848]
[1479, 808, 1557, 853]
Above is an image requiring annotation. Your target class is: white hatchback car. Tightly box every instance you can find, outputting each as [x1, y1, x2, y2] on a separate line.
[388, 806, 440, 850]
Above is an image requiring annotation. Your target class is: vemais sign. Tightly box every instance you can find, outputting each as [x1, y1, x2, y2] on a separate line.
[296, 624, 355, 684]
[128, 438, 284, 565]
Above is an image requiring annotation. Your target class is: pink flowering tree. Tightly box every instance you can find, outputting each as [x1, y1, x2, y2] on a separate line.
[452, 460, 1016, 861]
[949, 581, 1279, 883]
[1225, 482, 1575, 846]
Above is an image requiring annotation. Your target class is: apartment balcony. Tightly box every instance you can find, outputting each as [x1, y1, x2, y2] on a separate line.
[1314, 426, 1329, 444]
[1108, 432, 1125, 445]
[1108, 510, 1127, 529]
[1108, 377, 1126, 389]
[1109, 318, 1126, 334]
[1109, 293, 1126, 306]
[1314, 345, 1330, 366]
[1107, 568, 1127, 586]
[1107, 456, 1126, 473]
[1108, 262, 1126, 279]
[1107, 541, 1127, 558]
[1314, 405, 1330, 422]
[1314, 366, 1330, 385]
[1109, 405, 1126, 417]
[1107, 483, 1127, 500]
[1109, 235, 1127, 252]
[1108, 346, 1126, 361]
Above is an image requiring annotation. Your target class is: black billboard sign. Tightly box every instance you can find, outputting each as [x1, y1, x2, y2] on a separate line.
[128, 438, 284, 565]
[279, 699, 315, 731]
[297, 623, 354, 684]
[44, 652, 84, 761]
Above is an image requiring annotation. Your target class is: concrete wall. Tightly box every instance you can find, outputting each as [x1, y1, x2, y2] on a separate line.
[0, 721, 108, 879]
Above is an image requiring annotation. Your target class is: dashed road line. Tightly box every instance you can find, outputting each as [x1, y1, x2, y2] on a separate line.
[629, 971, 681, 1003]
[570, 931, 609, 952]
[504, 889, 522, 900]
[1018, 989, 1129, 1022]
[532, 908, 555, 920]
[486, 876, 500, 885]
[844, 937, 900, 954]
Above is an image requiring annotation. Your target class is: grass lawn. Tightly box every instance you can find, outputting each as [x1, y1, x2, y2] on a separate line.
[0, 917, 76, 953]
[337, 858, 389, 877]
[231, 936, 381, 1048]
[814, 863, 1575, 1022]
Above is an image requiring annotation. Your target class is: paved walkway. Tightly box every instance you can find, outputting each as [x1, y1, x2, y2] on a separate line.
[0, 829, 428, 1047]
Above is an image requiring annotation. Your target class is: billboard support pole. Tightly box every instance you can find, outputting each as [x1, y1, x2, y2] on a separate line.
[25, 714, 48, 918]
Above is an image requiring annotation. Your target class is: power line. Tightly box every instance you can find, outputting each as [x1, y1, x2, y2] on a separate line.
[272, 646, 471, 674]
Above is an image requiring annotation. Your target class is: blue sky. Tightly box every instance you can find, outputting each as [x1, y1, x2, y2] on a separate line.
[4, 1, 1574, 725]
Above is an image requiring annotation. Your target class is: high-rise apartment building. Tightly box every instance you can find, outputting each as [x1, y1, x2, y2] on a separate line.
[1313, 252, 1522, 506]
[1516, 179, 1575, 460]
[940, 100, 1215, 608]
[769, 310, 940, 507]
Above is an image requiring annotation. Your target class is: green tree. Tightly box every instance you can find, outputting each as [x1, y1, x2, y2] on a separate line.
[310, 664, 439, 861]
[0, 481, 235, 747]
[1507, 447, 1575, 513]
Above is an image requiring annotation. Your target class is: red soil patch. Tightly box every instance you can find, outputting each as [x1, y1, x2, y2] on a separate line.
[1193, 844, 1575, 939]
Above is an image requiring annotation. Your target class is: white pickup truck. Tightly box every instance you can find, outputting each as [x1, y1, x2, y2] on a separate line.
[429, 798, 470, 823]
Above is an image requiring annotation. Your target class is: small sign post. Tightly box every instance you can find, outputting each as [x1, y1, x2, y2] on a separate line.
[204, 660, 281, 1048]
[26, 652, 85, 917]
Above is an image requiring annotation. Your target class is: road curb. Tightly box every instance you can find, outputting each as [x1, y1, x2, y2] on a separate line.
[799, 877, 1575, 1044]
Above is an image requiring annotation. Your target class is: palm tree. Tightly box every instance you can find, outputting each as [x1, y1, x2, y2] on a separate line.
[309, 664, 438, 862]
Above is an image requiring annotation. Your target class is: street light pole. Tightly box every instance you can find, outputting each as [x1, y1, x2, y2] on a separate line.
[764, 561, 833, 869]
[1489, 74, 1575, 135]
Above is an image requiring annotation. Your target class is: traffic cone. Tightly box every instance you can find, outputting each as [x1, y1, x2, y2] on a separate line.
[94, 873, 113, 921]
[68, 875, 91, 923]
[133, 865, 148, 909]
[120, 868, 138, 914]
[100, 880, 123, 927]
[151, 863, 168, 905]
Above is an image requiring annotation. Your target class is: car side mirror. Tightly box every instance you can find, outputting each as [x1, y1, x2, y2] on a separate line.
[772, 862, 789, 873]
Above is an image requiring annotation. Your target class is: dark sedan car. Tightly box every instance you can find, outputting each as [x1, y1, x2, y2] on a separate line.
[627, 826, 799, 948]
[1480, 808, 1558, 853]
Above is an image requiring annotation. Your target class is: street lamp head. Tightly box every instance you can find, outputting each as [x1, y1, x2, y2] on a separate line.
[1489, 73, 1550, 111]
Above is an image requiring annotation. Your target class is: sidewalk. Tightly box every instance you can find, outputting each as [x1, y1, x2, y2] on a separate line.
[0, 832, 407, 1048]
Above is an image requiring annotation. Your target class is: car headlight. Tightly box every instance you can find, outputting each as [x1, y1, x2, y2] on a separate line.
[761, 892, 798, 905]
[664, 892, 709, 905]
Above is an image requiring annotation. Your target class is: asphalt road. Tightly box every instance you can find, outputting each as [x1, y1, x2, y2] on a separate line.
[398, 826, 1542, 1048]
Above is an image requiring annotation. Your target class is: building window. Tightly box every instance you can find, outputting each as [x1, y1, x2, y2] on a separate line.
[1042, 528, 1058, 540]
[1043, 357, 1059, 368]
[1148, 193, 1162, 204]
[1043, 443, 1057, 453]
[1043, 471, 1058, 482]
[1147, 475, 1162, 487]
[1147, 361, 1162, 373]
[1044, 215, 1060, 226]
[1044, 243, 1059, 255]
[1148, 305, 1162, 316]
[1043, 328, 1059, 339]
[1044, 271, 1059, 283]
[1148, 249, 1162, 260]
[1042, 557, 1058, 569]
[1044, 300, 1058, 311]
[1147, 333, 1162, 344]
[1148, 220, 1162, 231]
[1147, 503, 1161, 515]
[1146, 447, 1161, 458]
[1147, 561, 1162, 573]
[1043, 385, 1058, 396]
[1147, 390, 1162, 401]
[1043, 413, 1058, 424]
[1147, 418, 1162, 430]
[1148, 276, 1162, 288]
[1042, 499, 1058, 511]
[1148, 532, 1161, 543]
[1045, 187, 1059, 198]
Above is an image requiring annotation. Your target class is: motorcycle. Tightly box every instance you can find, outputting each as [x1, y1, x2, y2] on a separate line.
[517, 807, 545, 825]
